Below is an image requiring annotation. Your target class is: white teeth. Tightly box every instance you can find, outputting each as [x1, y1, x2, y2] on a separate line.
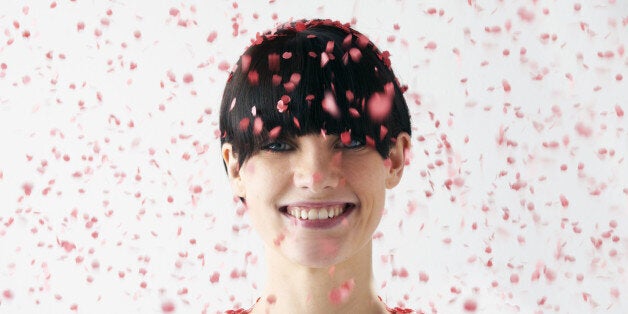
[317, 209, 327, 219]
[286, 205, 347, 220]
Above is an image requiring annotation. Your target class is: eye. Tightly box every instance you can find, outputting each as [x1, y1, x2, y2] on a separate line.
[335, 138, 365, 150]
[261, 141, 294, 152]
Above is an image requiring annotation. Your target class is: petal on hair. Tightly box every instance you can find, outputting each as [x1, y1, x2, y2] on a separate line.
[322, 92, 340, 118]
[349, 107, 360, 118]
[247, 70, 259, 85]
[365, 135, 375, 148]
[321, 52, 330, 67]
[290, 73, 301, 85]
[384, 82, 395, 96]
[326, 41, 334, 53]
[356, 34, 369, 48]
[342, 34, 352, 49]
[239, 117, 250, 131]
[276, 99, 288, 113]
[283, 82, 295, 93]
[340, 130, 351, 145]
[253, 117, 263, 135]
[268, 53, 280, 72]
[241, 55, 251, 72]
[269, 126, 282, 139]
[380, 125, 388, 140]
[349, 48, 362, 62]
[367, 92, 392, 122]
[229, 98, 236, 111]
[345, 90, 354, 103]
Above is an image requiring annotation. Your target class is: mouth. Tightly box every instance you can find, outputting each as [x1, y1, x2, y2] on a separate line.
[279, 203, 357, 221]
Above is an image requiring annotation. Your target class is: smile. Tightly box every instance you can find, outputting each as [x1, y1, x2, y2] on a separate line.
[286, 204, 346, 220]
[279, 203, 357, 229]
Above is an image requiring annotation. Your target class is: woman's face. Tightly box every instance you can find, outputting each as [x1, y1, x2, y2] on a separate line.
[222, 133, 407, 268]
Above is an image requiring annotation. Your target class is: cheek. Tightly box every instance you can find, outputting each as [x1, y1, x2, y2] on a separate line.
[244, 161, 256, 175]
[343, 158, 386, 187]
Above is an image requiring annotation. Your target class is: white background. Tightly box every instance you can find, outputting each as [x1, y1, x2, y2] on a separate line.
[0, 0, 626, 313]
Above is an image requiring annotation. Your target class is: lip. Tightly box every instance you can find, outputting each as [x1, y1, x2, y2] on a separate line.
[279, 203, 357, 229]
[282, 201, 352, 208]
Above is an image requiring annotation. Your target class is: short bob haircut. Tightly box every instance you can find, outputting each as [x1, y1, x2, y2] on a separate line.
[220, 19, 411, 167]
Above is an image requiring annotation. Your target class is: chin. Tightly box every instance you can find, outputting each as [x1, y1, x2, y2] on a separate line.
[284, 242, 349, 269]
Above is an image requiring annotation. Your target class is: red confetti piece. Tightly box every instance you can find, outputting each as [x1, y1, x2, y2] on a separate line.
[321, 52, 330, 67]
[22, 182, 33, 195]
[161, 301, 175, 313]
[2, 290, 13, 299]
[424, 41, 437, 50]
[418, 271, 429, 282]
[210, 271, 220, 284]
[182, 73, 193, 83]
[266, 294, 277, 304]
[218, 61, 230, 71]
[517, 7, 535, 22]
[253, 117, 263, 135]
[239, 118, 250, 131]
[276, 95, 289, 113]
[241, 55, 251, 72]
[269, 126, 281, 139]
[328, 279, 355, 304]
[191, 185, 203, 194]
[247, 70, 259, 85]
[268, 53, 280, 72]
[463, 299, 477, 312]
[574, 122, 592, 137]
[322, 92, 340, 118]
[502, 79, 511, 92]
[59, 240, 76, 252]
[349, 48, 362, 62]
[207, 30, 217, 43]
[367, 92, 392, 122]
[340, 131, 351, 145]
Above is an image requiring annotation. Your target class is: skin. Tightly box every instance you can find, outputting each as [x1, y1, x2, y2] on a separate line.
[222, 132, 411, 314]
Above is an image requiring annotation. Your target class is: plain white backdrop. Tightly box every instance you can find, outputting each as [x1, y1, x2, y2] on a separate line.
[0, 0, 626, 313]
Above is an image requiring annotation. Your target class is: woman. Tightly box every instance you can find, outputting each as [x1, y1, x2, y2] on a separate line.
[220, 19, 413, 314]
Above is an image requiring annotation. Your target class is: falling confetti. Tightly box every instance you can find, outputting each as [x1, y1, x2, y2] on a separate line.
[0, 1, 625, 314]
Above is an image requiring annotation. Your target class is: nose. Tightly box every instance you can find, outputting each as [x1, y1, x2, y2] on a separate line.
[293, 145, 342, 192]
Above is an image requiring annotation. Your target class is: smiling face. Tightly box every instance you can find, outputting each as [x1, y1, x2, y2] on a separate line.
[222, 133, 409, 268]
[219, 19, 412, 269]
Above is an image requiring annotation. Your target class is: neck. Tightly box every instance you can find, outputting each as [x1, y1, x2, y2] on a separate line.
[251, 240, 388, 314]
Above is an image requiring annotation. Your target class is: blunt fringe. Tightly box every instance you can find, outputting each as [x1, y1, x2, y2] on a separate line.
[219, 19, 411, 167]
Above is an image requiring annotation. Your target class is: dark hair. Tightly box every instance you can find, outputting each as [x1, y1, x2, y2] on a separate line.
[219, 19, 411, 167]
